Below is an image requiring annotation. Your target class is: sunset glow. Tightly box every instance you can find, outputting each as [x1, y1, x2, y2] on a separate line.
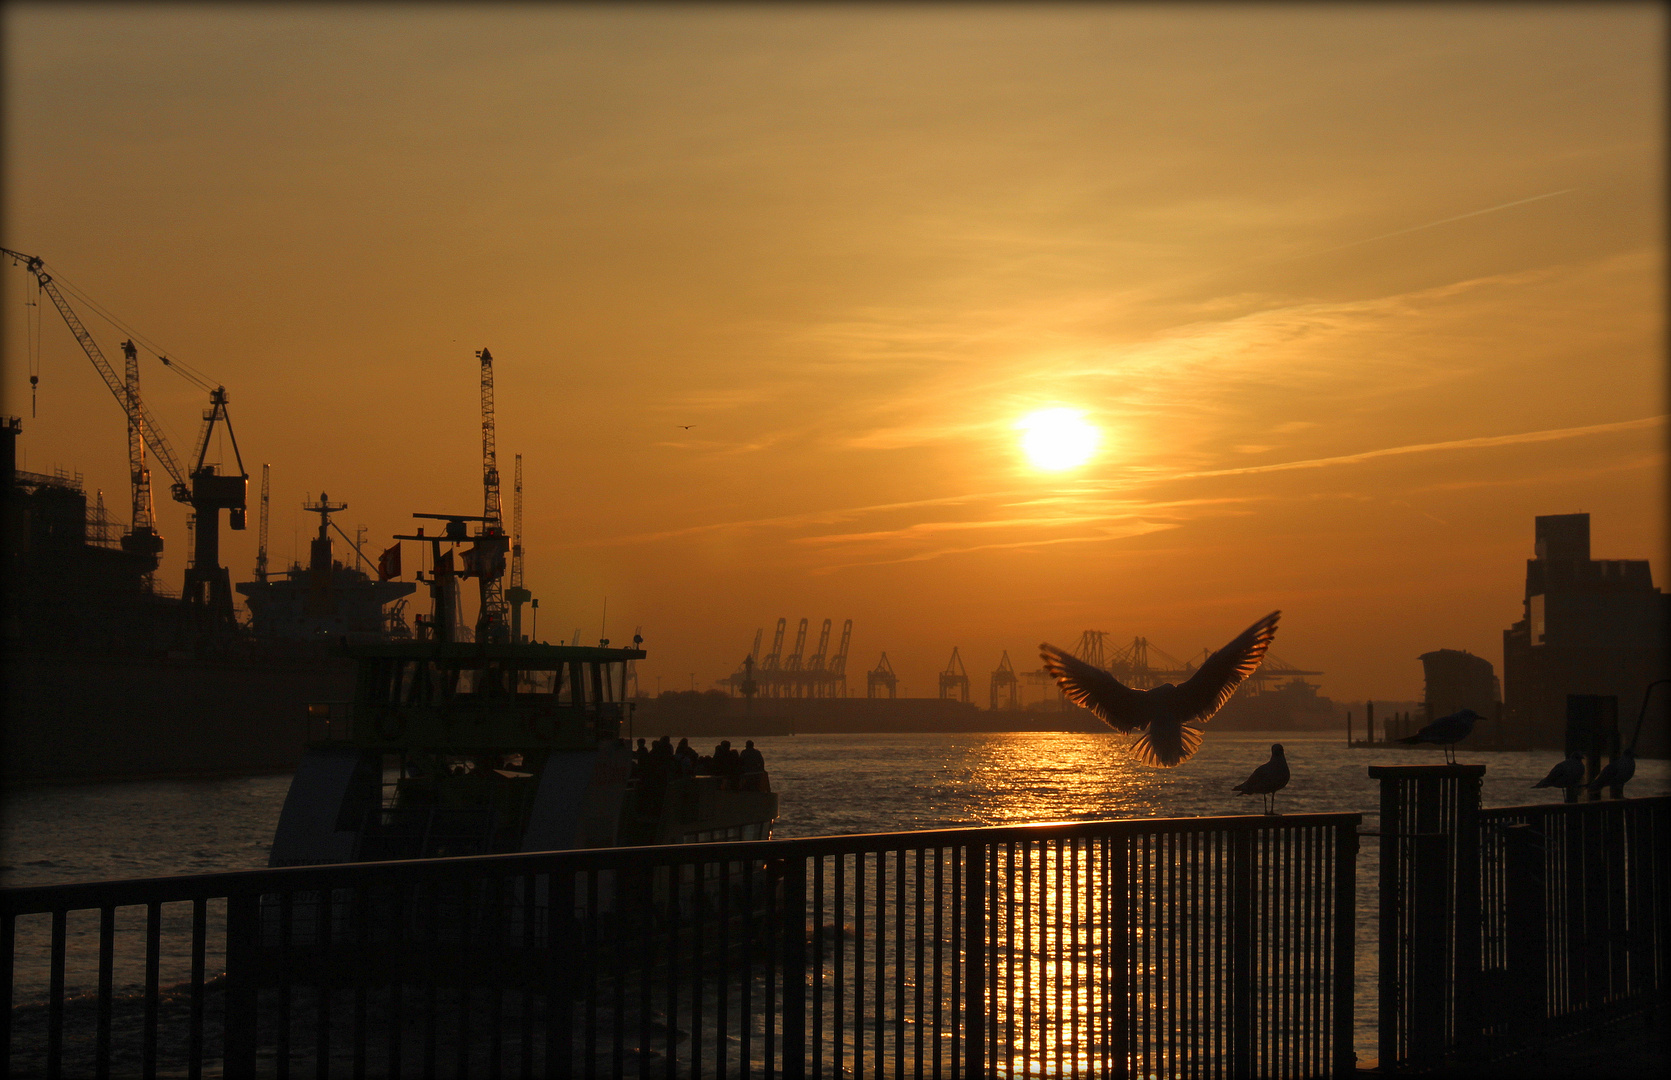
[1018, 409, 1101, 472]
[0, 5, 1662, 702]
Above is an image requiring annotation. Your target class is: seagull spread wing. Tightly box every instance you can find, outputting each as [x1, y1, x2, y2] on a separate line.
[1038, 643, 1147, 733]
[1173, 611, 1281, 727]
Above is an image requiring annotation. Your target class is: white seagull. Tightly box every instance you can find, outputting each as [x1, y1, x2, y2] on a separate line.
[1531, 752, 1585, 790]
[1040, 611, 1280, 768]
[1586, 749, 1636, 794]
[1399, 707, 1482, 764]
[1233, 743, 1290, 814]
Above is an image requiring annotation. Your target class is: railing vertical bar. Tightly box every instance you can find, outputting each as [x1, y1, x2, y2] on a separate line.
[223, 893, 259, 1080]
[488, 882, 506, 1080]
[188, 898, 206, 1080]
[46, 908, 65, 1080]
[842, 855, 855, 1080]
[813, 854, 827, 1080]
[876, 849, 888, 1079]
[316, 888, 334, 1080]
[663, 866, 679, 1080]
[1056, 838, 1066, 1079]
[1068, 838, 1079, 1077]
[143, 901, 161, 1080]
[386, 886, 402, 1080]
[0, 912, 11, 1078]
[549, 872, 570, 1080]
[951, 843, 962, 1080]
[914, 846, 925, 1080]
[741, 855, 754, 1080]
[853, 852, 863, 1080]
[892, 847, 904, 1080]
[1022, 840, 1032, 1077]
[767, 857, 780, 1080]
[352, 888, 369, 1080]
[520, 874, 535, 1080]
[1109, 834, 1126, 1080]
[933, 846, 943, 1080]
[95, 904, 114, 1080]
[423, 883, 439, 1080]
[718, 855, 731, 1080]
[839, 853, 850, 1080]
[689, 862, 704, 1080]
[781, 854, 807, 1080]
[963, 840, 984, 1080]
[583, 869, 599, 1080]
[639, 870, 653, 1080]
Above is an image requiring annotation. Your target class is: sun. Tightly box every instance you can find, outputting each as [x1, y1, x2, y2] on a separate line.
[1017, 408, 1101, 471]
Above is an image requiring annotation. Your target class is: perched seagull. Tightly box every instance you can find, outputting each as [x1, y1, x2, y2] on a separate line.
[1040, 611, 1279, 768]
[1532, 753, 1585, 790]
[1233, 743, 1290, 814]
[1586, 749, 1636, 793]
[1398, 708, 1482, 764]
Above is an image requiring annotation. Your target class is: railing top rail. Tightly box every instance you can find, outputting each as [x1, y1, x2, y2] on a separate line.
[0, 810, 1360, 916]
[1480, 793, 1671, 820]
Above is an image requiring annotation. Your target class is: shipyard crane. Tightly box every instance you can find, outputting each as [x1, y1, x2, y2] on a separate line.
[805, 618, 833, 695]
[505, 453, 532, 641]
[473, 348, 511, 643]
[939, 648, 971, 703]
[3, 249, 248, 643]
[119, 340, 163, 573]
[254, 464, 271, 582]
[781, 618, 810, 696]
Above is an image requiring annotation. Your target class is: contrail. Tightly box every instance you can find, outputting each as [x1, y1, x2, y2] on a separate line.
[1273, 189, 1577, 263]
[1177, 415, 1664, 479]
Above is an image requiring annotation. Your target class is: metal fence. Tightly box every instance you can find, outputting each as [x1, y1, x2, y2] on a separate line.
[1478, 796, 1671, 1029]
[0, 813, 1360, 1079]
[1371, 763, 1670, 1070]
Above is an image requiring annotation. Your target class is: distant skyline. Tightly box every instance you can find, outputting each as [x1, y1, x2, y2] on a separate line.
[3, 4, 1664, 702]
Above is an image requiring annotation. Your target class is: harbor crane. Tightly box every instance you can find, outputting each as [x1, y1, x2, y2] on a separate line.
[3, 249, 248, 644]
[867, 652, 898, 699]
[254, 464, 271, 582]
[990, 651, 1020, 711]
[474, 348, 511, 643]
[506, 453, 532, 641]
[939, 647, 971, 703]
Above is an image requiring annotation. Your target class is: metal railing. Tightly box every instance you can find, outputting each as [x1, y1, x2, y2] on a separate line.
[1478, 796, 1670, 1029]
[1, 813, 1360, 1079]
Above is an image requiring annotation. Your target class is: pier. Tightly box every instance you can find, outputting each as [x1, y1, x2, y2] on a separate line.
[2, 780, 1666, 1078]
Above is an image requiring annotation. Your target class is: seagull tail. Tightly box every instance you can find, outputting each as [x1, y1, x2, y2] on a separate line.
[1131, 724, 1203, 769]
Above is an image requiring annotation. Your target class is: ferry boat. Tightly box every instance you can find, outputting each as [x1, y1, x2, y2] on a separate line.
[269, 511, 777, 866]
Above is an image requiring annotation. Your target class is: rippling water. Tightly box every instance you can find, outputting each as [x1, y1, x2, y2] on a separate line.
[3, 730, 1666, 1065]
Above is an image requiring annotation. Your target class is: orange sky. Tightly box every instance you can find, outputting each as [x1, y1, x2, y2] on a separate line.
[4, 4, 1664, 702]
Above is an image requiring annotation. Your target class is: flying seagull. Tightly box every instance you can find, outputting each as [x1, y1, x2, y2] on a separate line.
[1233, 743, 1290, 814]
[677, 424, 694, 429]
[1040, 610, 1279, 768]
[1586, 748, 1636, 794]
[1532, 753, 1585, 790]
[1398, 708, 1482, 764]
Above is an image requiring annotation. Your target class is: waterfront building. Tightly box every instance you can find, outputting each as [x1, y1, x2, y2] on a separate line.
[1501, 513, 1670, 754]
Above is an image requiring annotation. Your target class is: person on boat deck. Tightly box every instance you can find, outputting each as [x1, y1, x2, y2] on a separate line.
[739, 740, 764, 774]
[675, 737, 698, 774]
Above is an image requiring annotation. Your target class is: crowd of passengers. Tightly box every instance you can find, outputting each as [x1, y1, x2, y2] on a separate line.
[628, 735, 769, 792]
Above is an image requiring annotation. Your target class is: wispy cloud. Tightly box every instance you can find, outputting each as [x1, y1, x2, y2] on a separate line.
[1173, 416, 1665, 479]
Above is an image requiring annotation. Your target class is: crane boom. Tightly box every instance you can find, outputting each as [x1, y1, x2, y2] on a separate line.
[4, 250, 192, 499]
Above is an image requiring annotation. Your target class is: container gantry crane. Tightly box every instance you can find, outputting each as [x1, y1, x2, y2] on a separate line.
[3, 249, 248, 645]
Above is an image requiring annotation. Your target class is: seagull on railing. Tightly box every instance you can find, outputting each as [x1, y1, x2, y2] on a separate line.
[1531, 753, 1584, 790]
[1040, 610, 1279, 768]
[1233, 743, 1290, 814]
[1398, 708, 1482, 764]
[1586, 749, 1636, 794]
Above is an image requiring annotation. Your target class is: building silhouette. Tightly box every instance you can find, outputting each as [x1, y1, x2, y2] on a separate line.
[1501, 513, 1669, 753]
[1419, 648, 1498, 725]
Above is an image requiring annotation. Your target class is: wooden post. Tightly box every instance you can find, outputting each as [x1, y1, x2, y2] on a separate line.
[1566, 695, 1618, 802]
